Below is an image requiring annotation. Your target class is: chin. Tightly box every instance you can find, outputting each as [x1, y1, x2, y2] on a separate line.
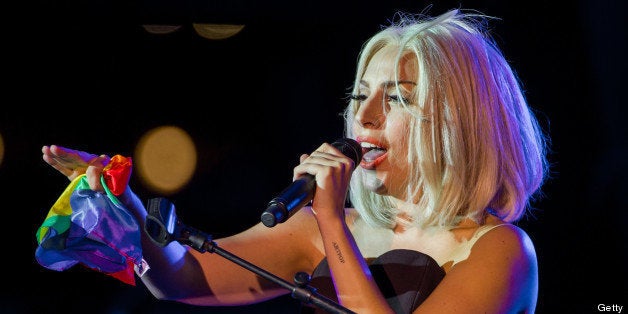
[365, 183, 388, 195]
[362, 169, 388, 194]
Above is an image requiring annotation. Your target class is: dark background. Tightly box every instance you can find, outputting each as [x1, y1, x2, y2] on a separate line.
[2, 0, 627, 313]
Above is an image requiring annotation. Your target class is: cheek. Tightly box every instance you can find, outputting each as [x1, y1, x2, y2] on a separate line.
[385, 113, 412, 195]
[386, 112, 411, 158]
[389, 122, 406, 141]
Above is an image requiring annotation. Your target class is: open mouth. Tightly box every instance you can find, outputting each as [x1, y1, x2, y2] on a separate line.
[360, 141, 388, 169]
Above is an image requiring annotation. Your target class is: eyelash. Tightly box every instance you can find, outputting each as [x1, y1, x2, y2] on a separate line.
[349, 94, 367, 101]
[388, 95, 409, 103]
[349, 94, 409, 104]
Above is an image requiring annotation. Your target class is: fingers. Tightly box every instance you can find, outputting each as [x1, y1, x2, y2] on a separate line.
[42, 145, 79, 178]
[86, 163, 105, 192]
[294, 143, 355, 181]
[299, 153, 309, 163]
[42, 145, 109, 190]
[303, 143, 355, 169]
[86, 154, 111, 170]
[50, 145, 99, 165]
[296, 143, 354, 221]
[88, 154, 110, 191]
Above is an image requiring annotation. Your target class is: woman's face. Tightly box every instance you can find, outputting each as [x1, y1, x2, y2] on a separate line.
[352, 45, 418, 199]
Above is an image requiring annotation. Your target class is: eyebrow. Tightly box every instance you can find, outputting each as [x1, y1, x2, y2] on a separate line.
[359, 80, 418, 88]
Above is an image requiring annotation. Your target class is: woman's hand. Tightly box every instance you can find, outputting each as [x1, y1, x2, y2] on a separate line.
[294, 142, 356, 221]
[42, 145, 110, 191]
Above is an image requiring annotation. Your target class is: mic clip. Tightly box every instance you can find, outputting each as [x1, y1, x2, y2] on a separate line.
[144, 197, 213, 252]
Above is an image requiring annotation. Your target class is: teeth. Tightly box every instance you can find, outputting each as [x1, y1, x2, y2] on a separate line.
[360, 142, 381, 149]
[360, 142, 383, 150]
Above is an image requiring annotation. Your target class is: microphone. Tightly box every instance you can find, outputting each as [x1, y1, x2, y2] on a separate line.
[260, 138, 363, 227]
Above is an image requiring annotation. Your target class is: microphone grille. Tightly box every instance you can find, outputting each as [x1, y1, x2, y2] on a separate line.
[331, 138, 363, 165]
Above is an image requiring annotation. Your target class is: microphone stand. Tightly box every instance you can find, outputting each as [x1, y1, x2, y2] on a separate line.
[178, 224, 356, 314]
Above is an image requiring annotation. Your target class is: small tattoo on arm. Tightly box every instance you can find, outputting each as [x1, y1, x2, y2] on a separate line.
[332, 242, 345, 263]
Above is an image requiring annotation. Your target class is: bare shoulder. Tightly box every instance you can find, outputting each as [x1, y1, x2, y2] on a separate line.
[417, 223, 539, 313]
[475, 223, 538, 268]
[470, 223, 539, 291]
[478, 223, 536, 252]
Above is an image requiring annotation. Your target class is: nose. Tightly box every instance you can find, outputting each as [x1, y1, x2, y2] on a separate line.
[354, 94, 385, 129]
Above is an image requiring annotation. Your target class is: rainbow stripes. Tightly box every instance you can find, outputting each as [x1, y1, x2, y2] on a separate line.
[35, 155, 142, 285]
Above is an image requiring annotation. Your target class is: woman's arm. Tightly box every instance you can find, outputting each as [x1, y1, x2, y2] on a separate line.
[295, 143, 394, 313]
[128, 191, 324, 305]
[42, 145, 324, 306]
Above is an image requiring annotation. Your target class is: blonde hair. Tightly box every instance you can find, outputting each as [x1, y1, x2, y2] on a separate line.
[344, 9, 549, 228]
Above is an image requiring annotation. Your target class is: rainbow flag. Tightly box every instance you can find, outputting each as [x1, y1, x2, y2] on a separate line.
[35, 155, 143, 285]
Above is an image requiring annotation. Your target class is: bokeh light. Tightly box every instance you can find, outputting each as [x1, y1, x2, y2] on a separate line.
[193, 23, 245, 40]
[135, 125, 197, 195]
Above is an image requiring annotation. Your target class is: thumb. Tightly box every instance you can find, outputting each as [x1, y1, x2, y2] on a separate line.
[85, 155, 109, 192]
